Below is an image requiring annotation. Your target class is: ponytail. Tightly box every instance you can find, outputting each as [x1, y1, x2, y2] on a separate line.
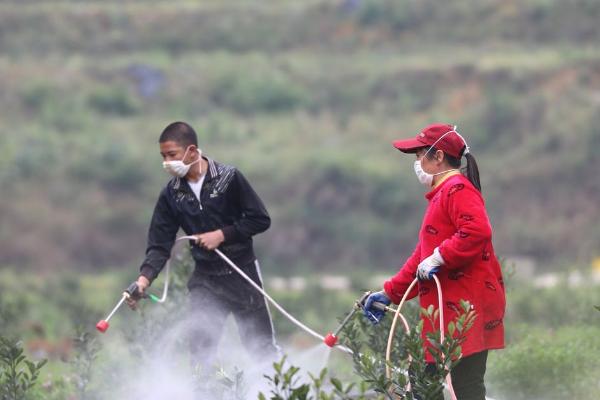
[463, 152, 481, 192]
[428, 141, 482, 192]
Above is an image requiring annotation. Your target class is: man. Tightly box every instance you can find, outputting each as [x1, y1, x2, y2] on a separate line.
[127, 121, 279, 369]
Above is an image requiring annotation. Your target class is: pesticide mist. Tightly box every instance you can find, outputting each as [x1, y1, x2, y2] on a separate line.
[94, 299, 333, 400]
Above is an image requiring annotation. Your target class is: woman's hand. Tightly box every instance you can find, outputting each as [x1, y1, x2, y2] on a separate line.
[363, 291, 391, 324]
[417, 247, 445, 280]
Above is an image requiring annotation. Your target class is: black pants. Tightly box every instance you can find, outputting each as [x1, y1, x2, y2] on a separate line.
[187, 260, 280, 370]
[421, 350, 488, 400]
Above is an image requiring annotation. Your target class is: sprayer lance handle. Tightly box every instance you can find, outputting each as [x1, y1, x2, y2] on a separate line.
[124, 281, 148, 300]
[371, 301, 391, 312]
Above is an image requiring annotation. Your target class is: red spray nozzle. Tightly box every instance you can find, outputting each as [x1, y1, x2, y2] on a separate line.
[96, 320, 109, 333]
[324, 332, 338, 347]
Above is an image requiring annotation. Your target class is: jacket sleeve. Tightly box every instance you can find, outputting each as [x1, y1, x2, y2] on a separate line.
[383, 243, 421, 304]
[438, 183, 492, 269]
[139, 188, 180, 283]
[221, 170, 271, 243]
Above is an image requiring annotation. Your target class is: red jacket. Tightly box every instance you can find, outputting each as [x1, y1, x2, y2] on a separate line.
[384, 174, 505, 362]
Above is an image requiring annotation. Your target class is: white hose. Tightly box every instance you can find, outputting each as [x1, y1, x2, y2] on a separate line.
[156, 236, 352, 354]
[159, 236, 456, 398]
[149, 236, 195, 303]
[385, 276, 457, 400]
[433, 274, 457, 400]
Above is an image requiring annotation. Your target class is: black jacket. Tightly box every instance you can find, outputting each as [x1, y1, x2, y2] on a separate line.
[140, 157, 271, 281]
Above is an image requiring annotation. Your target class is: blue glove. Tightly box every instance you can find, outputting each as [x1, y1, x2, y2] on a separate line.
[363, 291, 391, 325]
[417, 247, 444, 280]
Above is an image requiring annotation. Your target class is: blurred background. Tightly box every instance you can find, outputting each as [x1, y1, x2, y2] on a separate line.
[0, 0, 599, 399]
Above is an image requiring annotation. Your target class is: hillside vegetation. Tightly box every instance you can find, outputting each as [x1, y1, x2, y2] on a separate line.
[1, 0, 599, 274]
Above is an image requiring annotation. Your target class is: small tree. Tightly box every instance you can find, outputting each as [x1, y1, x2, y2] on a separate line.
[343, 300, 475, 400]
[0, 336, 47, 400]
[259, 301, 475, 400]
[71, 329, 102, 400]
[259, 357, 361, 400]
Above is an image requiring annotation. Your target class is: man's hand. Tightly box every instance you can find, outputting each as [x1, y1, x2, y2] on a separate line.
[362, 291, 391, 325]
[194, 229, 225, 250]
[126, 276, 150, 310]
[417, 247, 444, 281]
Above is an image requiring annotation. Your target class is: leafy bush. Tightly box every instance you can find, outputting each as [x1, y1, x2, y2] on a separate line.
[211, 71, 308, 114]
[343, 301, 475, 400]
[505, 278, 600, 331]
[71, 330, 102, 400]
[487, 326, 600, 400]
[0, 336, 47, 400]
[259, 300, 475, 400]
[88, 86, 140, 116]
[0, 291, 28, 338]
[259, 357, 360, 400]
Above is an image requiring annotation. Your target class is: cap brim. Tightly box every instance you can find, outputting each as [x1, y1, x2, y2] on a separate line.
[392, 137, 428, 153]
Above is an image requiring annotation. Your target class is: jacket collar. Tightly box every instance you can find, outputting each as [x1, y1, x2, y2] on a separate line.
[425, 174, 464, 200]
[206, 156, 219, 180]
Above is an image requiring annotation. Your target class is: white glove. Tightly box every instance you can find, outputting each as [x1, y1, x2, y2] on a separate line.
[417, 247, 445, 280]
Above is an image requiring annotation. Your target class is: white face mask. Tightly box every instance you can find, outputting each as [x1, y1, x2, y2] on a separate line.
[413, 159, 435, 186]
[162, 146, 202, 178]
[413, 147, 458, 187]
[412, 126, 465, 187]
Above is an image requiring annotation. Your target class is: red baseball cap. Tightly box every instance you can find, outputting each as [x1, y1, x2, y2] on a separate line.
[392, 123, 468, 158]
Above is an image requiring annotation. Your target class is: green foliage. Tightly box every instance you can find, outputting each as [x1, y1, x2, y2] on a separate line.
[259, 357, 361, 400]
[260, 357, 311, 400]
[211, 71, 309, 114]
[0, 336, 47, 400]
[71, 330, 102, 400]
[87, 86, 140, 116]
[36, 375, 72, 400]
[505, 276, 600, 332]
[487, 326, 600, 400]
[2, 1, 600, 270]
[355, 0, 425, 31]
[193, 366, 248, 400]
[342, 301, 475, 400]
[0, 291, 28, 338]
[68, 141, 150, 193]
[258, 301, 475, 400]
[120, 250, 192, 360]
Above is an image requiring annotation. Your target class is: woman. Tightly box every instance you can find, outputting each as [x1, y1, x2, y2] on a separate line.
[363, 123, 505, 400]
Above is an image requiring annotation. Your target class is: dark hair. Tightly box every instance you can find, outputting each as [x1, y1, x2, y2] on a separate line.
[159, 121, 198, 148]
[425, 146, 482, 192]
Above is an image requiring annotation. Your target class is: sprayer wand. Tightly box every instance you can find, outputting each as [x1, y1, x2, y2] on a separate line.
[95, 236, 195, 333]
[94, 236, 352, 353]
[323, 291, 400, 347]
[96, 281, 160, 333]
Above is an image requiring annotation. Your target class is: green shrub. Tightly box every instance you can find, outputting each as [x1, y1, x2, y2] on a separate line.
[343, 301, 475, 400]
[259, 357, 361, 400]
[0, 336, 47, 400]
[505, 279, 600, 331]
[20, 83, 56, 114]
[71, 330, 101, 400]
[0, 291, 28, 338]
[487, 326, 600, 400]
[88, 87, 140, 116]
[211, 71, 308, 114]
